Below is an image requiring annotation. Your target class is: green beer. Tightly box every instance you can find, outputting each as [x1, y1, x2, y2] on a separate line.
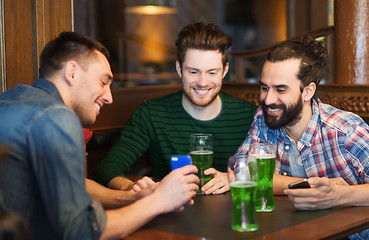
[190, 150, 213, 193]
[230, 181, 259, 232]
[254, 154, 276, 212]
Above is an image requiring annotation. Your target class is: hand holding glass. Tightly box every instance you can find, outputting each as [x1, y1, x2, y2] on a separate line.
[189, 133, 213, 194]
[228, 155, 259, 232]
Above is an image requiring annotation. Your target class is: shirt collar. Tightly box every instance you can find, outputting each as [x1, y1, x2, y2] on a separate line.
[298, 98, 321, 147]
[31, 78, 64, 104]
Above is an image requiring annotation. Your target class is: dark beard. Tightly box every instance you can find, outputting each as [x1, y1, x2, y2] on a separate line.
[261, 97, 303, 129]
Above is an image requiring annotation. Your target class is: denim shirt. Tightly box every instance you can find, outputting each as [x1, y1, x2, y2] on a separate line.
[0, 79, 106, 239]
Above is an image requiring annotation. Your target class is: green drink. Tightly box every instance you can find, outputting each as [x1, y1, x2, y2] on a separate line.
[190, 150, 213, 194]
[230, 181, 259, 232]
[254, 154, 276, 212]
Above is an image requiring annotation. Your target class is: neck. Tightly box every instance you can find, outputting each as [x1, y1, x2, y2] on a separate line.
[284, 102, 313, 143]
[182, 94, 222, 121]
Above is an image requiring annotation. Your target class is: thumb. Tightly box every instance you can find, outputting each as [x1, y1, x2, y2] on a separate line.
[204, 168, 216, 175]
[308, 177, 328, 187]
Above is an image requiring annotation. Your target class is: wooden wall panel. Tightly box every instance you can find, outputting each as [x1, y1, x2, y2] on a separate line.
[3, 0, 34, 89]
[0, 0, 73, 92]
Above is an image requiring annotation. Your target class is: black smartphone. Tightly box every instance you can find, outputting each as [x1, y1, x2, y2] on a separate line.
[288, 179, 311, 189]
[170, 155, 192, 170]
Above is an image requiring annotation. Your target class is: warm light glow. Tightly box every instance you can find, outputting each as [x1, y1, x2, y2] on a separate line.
[125, 5, 177, 15]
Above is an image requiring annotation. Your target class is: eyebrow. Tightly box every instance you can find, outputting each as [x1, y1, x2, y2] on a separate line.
[259, 81, 288, 89]
[184, 67, 221, 72]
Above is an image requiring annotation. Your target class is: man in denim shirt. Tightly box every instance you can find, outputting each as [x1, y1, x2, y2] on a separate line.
[0, 32, 199, 239]
[237, 36, 369, 239]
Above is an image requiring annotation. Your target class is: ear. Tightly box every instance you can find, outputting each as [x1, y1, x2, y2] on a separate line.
[222, 62, 229, 79]
[64, 61, 79, 86]
[302, 82, 316, 102]
[175, 60, 182, 78]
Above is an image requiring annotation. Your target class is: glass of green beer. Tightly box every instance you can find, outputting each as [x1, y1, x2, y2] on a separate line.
[227, 155, 258, 232]
[189, 133, 213, 194]
[249, 142, 277, 212]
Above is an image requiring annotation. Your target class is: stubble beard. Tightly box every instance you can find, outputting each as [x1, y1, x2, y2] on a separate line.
[183, 86, 221, 107]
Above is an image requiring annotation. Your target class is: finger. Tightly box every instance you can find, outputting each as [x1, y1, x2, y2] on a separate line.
[141, 176, 155, 185]
[174, 164, 198, 175]
[135, 180, 148, 189]
[204, 168, 217, 175]
[210, 185, 230, 194]
[203, 181, 227, 194]
[131, 184, 143, 192]
[186, 199, 195, 206]
[185, 173, 200, 185]
[308, 177, 329, 187]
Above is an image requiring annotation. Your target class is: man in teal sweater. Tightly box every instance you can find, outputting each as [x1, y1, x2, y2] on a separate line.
[93, 22, 256, 194]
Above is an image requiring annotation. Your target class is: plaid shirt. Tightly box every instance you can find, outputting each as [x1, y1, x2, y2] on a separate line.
[237, 98, 369, 185]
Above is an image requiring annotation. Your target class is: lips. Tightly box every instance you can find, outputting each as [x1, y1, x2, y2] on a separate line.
[95, 102, 101, 114]
[193, 88, 211, 96]
[267, 107, 282, 116]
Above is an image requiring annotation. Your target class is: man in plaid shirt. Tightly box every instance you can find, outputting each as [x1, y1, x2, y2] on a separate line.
[237, 36, 369, 239]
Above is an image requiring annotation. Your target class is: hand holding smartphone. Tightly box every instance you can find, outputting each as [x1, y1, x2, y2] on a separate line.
[288, 179, 311, 189]
[170, 155, 192, 170]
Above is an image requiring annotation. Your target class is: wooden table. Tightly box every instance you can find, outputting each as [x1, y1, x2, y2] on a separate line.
[124, 193, 369, 240]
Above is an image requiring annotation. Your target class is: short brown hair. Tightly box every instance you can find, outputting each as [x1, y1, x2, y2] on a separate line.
[175, 22, 232, 69]
[39, 31, 110, 78]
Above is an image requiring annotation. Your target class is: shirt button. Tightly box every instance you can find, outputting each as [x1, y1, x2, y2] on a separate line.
[285, 146, 290, 150]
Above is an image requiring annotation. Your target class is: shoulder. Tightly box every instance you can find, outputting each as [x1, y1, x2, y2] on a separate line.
[220, 93, 257, 110]
[317, 100, 368, 133]
[141, 91, 182, 110]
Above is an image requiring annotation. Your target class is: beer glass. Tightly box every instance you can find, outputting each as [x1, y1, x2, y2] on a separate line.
[228, 155, 259, 232]
[249, 142, 277, 212]
[189, 133, 213, 194]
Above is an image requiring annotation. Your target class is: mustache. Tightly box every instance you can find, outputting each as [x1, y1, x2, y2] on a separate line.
[261, 101, 286, 110]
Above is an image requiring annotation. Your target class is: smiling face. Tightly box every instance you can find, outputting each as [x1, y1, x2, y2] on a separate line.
[177, 49, 228, 107]
[259, 59, 305, 129]
[71, 51, 113, 127]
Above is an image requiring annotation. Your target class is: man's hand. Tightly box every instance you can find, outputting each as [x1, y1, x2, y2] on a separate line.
[201, 168, 230, 195]
[152, 165, 199, 213]
[131, 176, 156, 192]
[284, 177, 346, 210]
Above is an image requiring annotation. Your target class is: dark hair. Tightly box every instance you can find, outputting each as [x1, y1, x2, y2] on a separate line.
[39, 31, 110, 78]
[175, 22, 232, 69]
[267, 35, 327, 90]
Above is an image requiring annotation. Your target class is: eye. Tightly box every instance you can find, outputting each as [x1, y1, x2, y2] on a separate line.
[277, 88, 287, 93]
[260, 85, 268, 92]
[189, 70, 198, 75]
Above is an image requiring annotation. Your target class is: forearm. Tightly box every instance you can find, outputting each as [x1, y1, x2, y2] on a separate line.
[108, 176, 135, 191]
[273, 173, 304, 195]
[340, 183, 369, 207]
[100, 192, 166, 239]
[86, 179, 138, 208]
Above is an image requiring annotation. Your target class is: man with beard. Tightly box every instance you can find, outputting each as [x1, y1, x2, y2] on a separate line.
[237, 36, 369, 238]
[93, 22, 256, 195]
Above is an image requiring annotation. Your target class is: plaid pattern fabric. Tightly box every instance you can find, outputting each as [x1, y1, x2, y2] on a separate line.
[237, 98, 369, 185]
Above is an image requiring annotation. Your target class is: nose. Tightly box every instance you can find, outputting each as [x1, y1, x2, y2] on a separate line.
[263, 89, 277, 106]
[103, 87, 113, 104]
[197, 73, 208, 87]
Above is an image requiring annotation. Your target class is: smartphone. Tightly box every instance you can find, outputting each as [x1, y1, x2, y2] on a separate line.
[170, 155, 192, 170]
[288, 179, 311, 189]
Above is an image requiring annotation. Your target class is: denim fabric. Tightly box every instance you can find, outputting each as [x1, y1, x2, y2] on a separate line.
[0, 79, 106, 240]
